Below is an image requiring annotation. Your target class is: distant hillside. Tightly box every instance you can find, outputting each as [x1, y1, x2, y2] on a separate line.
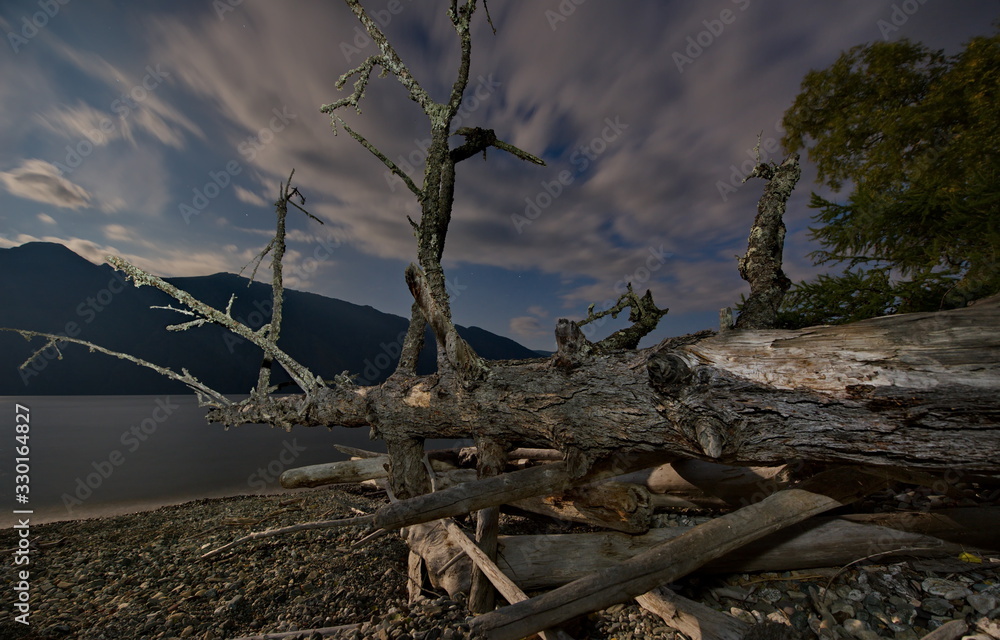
[0, 242, 538, 395]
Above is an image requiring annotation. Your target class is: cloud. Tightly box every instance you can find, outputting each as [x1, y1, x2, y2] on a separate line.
[234, 185, 268, 207]
[37, 213, 57, 225]
[46, 41, 203, 148]
[509, 316, 546, 340]
[0, 232, 260, 281]
[35, 102, 119, 147]
[0, 159, 91, 209]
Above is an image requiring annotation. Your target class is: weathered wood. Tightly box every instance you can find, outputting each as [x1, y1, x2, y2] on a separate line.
[917, 619, 968, 640]
[385, 437, 432, 500]
[618, 460, 789, 507]
[372, 452, 672, 533]
[332, 444, 383, 458]
[470, 438, 505, 613]
[510, 482, 653, 534]
[470, 467, 887, 640]
[280, 456, 454, 489]
[441, 520, 576, 640]
[404, 521, 471, 598]
[407, 549, 425, 602]
[635, 586, 749, 640]
[495, 508, 997, 590]
[208, 296, 1000, 473]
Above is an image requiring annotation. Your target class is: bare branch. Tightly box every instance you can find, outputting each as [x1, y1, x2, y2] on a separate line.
[451, 127, 545, 166]
[200, 514, 375, 561]
[337, 0, 434, 113]
[1, 328, 230, 407]
[106, 255, 324, 396]
[445, 0, 477, 116]
[336, 116, 423, 199]
[577, 283, 668, 350]
[320, 55, 388, 116]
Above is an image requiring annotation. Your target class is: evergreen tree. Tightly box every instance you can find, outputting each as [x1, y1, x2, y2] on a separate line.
[778, 28, 1000, 327]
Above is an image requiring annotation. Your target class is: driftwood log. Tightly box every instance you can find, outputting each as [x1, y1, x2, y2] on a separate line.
[208, 294, 1000, 478]
[469, 466, 888, 639]
[493, 507, 1000, 590]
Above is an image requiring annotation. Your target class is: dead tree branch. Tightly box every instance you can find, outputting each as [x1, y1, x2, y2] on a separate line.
[735, 150, 801, 329]
[1, 328, 230, 407]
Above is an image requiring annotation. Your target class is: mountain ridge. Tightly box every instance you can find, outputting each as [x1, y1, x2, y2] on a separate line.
[0, 242, 538, 395]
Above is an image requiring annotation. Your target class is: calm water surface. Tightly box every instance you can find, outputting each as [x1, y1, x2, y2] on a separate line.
[0, 395, 460, 526]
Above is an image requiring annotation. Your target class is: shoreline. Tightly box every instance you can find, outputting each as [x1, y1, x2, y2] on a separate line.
[3, 485, 320, 528]
[0, 486, 417, 639]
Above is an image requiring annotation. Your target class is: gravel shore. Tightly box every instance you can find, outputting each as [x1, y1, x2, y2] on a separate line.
[1, 485, 998, 640]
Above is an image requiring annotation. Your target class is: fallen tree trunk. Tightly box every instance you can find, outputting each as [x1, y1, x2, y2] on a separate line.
[207, 295, 1000, 474]
[493, 507, 1000, 590]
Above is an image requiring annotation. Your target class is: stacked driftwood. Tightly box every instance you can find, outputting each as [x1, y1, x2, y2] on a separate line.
[272, 440, 1000, 640]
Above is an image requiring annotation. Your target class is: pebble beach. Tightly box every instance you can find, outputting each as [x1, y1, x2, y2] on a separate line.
[2, 485, 998, 640]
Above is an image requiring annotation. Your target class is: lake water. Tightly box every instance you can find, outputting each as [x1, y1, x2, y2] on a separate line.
[0, 395, 466, 526]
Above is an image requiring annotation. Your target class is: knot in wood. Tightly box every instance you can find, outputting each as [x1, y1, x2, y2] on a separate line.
[647, 351, 692, 390]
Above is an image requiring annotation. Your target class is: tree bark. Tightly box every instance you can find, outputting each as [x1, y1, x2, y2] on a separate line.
[735, 153, 800, 329]
[207, 295, 1000, 473]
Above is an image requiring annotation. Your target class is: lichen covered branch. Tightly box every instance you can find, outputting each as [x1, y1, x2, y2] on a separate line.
[451, 127, 545, 166]
[335, 116, 423, 198]
[1, 328, 230, 407]
[735, 152, 801, 329]
[578, 284, 669, 350]
[106, 256, 324, 396]
[240, 170, 317, 397]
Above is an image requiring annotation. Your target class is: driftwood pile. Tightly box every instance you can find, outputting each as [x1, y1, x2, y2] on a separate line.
[261, 442, 1000, 640]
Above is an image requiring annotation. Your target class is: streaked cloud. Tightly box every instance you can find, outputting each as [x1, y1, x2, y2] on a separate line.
[0, 159, 91, 209]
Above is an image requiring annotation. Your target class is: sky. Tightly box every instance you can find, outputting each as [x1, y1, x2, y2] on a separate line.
[1, 1, 996, 351]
